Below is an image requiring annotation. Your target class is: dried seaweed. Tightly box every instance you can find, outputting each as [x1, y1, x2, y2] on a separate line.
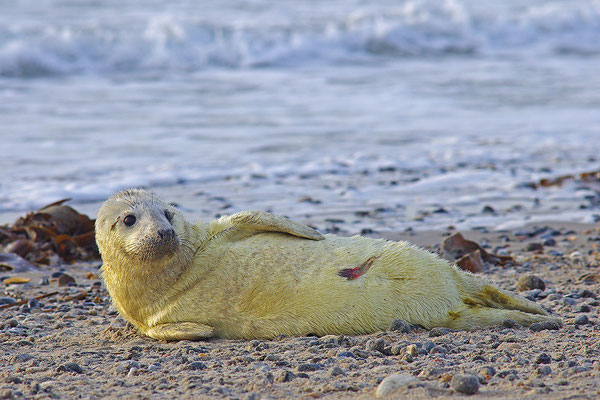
[442, 232, 513, 273]
[0, 200, 99, 268]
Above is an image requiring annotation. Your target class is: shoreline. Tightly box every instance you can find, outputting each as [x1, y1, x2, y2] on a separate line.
[1, 221, 599, 399]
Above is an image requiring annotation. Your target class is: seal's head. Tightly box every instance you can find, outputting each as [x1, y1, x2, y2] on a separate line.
[95, 189, 183, 266]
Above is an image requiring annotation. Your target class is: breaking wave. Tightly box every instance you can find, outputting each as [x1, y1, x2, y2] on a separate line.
[2, 0, 600, 77]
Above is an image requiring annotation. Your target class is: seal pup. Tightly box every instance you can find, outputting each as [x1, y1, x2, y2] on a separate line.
[96, 189, 559, 340]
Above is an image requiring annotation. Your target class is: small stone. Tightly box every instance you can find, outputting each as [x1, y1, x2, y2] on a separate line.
[518, 275, 546, 291]
[389, 345, 404, 356]
[429, 327, 452, 337]
[329, 366, 344, 377]
[57, 362, 83, 374]
[388, 319, 412, 333]
[275, 370, 296, 382]
[11, 354, 34, 363]
[4, 319, 19, 328]
[296, 363, 322, 372]
[479, 366, 496, 377]
[574, 315, 589, 326]
[502, 319, 517, 328]
[535, 353, 551, 364]
[186, 361, 207, 371]
[366, 338, 386, 354]
[39, 277, 50, 286]
[423, 341, 435, 353]
[526, 243, 544, 252]
[537, 365, 552, 376]
[579, 305, 591, 313]
[530, 321, 561, 332]
[57, 274, 76, 287]
[405, 344, 419, 356]
[543, 238, 556, 246]
[450, 374, 479, 395]
[375, 374, 419, 397]
[27, 298, 41, 309]
[0, 297, 17, 305]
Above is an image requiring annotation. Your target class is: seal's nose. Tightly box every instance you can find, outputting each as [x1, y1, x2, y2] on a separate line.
[157, 228, 175, 240]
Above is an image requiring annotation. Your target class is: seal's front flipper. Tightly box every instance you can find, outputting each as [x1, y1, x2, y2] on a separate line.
[145, 322, 214, 341]
[224, 210, 324, 241]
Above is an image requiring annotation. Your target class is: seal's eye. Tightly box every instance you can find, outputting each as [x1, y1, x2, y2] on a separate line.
[164, 210, 173, 223]
[123, 215, 136, 227]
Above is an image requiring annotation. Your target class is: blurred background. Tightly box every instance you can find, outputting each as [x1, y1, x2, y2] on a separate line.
[1, 0, 599, 232]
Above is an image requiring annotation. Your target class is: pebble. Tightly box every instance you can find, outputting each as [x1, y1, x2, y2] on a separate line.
[535, 353, 551, 364]
[329, 366, 344, 377]
[57, 362, 83, 374]
[537, 365, 552, 376]
[296, 363, 322, 372]
[574, 315, 589, 326]
[27, 298, 41, 309]
[0, 297, 17, 305]
[450, 374, 479, 395]
[405, 344, 419, 356]
[428, 327, 452, 337]
[275, 370, 296, 382]
[375, 374, 419, 397]
[186, 362, 207, 371]
[57, 273, 76, 287]
[388, 319, 412, 333]
[366, 338, 386, 354]
[11, 354, 34, 363]
[526, 243, 544, 252]
[502, 319, 517, 328]
[530, 321, 561, 332]
[518, 274, 546, 291]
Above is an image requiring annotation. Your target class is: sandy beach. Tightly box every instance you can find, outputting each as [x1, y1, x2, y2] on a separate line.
[1, 219, 599, 399]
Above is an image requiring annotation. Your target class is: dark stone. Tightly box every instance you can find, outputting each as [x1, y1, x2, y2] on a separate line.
[57, 273, 76, 287]
[535, 353, 551, 364]
[388, 319, 412, 333]
[526, 243, 544, 252]
[57, 362, 83, 374]
[366, 338, 386, 354]
[296, 363, 322, 372]
[502, 319, 517, 328]
[517, 275, 546, 291]
[530, 321, 561, 332]
[0, 297, 17, 305]
[450, 374, 479, 395]
[574, 315, 589, 326]
[275, 370, 296, 382]
[429, 327, 452, 337]
[186, 362, 207, 371]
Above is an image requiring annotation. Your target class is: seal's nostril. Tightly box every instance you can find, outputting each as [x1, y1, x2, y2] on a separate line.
[158, 229, 175, 240]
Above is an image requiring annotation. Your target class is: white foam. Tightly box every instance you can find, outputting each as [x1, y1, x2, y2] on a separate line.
[2, 1, 600, 77]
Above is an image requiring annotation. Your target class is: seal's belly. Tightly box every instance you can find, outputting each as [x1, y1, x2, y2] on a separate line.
[202, 233, 456, 338]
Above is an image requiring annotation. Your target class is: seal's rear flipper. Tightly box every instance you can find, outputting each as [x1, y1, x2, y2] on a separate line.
[145, 322, 214, 341]
[445, 307, 561, 330]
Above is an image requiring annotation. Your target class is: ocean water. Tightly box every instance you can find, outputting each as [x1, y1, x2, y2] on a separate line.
[2, 0, 600, 232]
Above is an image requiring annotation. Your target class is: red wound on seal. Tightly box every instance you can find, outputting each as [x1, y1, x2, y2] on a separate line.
[338, 256, 377, 280]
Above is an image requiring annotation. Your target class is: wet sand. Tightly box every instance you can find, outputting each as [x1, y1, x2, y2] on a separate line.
[1, 221, 599, 399]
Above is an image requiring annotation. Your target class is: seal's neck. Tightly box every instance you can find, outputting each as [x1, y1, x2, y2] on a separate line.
[101, 219, 204, 329]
